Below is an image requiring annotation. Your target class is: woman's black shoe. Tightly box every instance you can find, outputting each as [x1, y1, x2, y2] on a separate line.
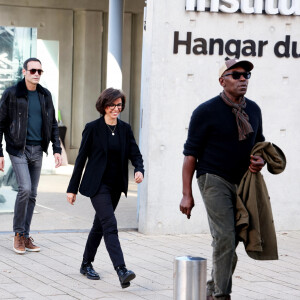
[80, 261, 100, 280]
[116, 266, 135, 288]
[121, 282, 130, 289]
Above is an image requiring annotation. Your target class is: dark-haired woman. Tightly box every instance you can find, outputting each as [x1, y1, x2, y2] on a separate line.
[66, 88, 144, 288]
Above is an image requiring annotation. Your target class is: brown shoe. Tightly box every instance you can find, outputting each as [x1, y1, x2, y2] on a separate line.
[24, 236, 40, 252]
[13, 233, 26, 254]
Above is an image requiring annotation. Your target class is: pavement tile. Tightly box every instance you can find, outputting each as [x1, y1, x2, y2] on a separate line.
[265, 292, 300, 300]
[106, 291, 148, 299]
[96, 298, 124, 300]
[14, 291, 52, 299]
[0, 288, 15, 299]
[0, 282, 32, 293]
[231, 292, 255, 300]
[50, 282, 100, 300]
[74, 288, 107, 299]
[13, 276, 65, 296]
[46, 296, 77, 300]
[52, 278, 94, 290]
[134, 277, 172, 291]
[87, 279, 120, 293]
[9, 266, 53, 285]
[0, 272, 15, 284]
[0, 260, 14, 270]
[142, 294, 172, 300]
[155, 289, 173, 297]
[0, 231, 300, 300]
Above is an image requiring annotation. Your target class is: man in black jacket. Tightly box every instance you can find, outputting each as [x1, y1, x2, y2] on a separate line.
[180, 59, 265, 300]
[0, 58, 62, 254]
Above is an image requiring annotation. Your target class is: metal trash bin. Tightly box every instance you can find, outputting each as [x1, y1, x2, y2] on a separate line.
[174, 256, 207, 300]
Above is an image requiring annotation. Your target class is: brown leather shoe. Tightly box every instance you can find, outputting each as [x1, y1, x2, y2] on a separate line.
[25, 236, 40, 252]
[13, 233, 26, 254]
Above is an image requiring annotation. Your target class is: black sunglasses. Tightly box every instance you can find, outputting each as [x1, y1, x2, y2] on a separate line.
[28, 69, 44, 75]
[108, 103, 123, 110]
[223, 71, 251, 80]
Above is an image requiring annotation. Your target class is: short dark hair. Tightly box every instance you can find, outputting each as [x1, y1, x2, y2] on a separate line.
[23, 58, 42, 70]
[96, 88, 126, 115]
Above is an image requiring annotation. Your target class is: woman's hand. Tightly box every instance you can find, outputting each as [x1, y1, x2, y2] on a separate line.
[67, 193, 76, 205]
[134, 171, 144, 184]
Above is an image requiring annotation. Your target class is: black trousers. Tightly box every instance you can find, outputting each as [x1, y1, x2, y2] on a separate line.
[83, 184, 125, 269]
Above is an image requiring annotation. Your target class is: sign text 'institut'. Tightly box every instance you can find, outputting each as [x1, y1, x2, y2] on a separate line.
[185, 0, 300, 15]
[175, 1, 300, 59]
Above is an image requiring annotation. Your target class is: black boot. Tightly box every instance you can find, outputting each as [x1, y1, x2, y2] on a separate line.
[121, 282, 131, 289]
[80, 261, 100, 280]
[116, 266, 135, 288]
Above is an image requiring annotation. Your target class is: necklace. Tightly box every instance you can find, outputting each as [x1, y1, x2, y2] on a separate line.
[106, 123, 117, 136]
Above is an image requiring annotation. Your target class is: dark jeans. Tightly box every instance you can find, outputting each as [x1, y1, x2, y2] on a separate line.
[83, 184, 125, 269]
[198, 173, 238, 300]
[9, 145, 43, 238]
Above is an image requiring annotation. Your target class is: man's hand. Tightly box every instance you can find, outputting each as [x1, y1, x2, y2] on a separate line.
[54, 153, 62, 168]
[180, 156, 196, 219]
[180, 195, 195, 219]
[249, 155, 265, 173]
[134, 171, 143, 184]
[0, 157, 4, 172]
[67, 193, 76, 205]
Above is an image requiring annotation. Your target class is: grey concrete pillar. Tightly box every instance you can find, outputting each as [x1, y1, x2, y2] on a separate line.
[70, 11, 103, 162]
[107, 0, 124, 89]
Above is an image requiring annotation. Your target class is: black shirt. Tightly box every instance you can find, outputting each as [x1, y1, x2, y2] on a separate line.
[183, 95, 265, 184]
[102, 124, 122, 190]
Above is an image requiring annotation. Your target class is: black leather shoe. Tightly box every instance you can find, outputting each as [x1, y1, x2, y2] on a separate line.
[80, 261, 100, 280]
[207, 295, 231, 300]
[116, 266, 135, 287]
[121, 282, 130, 289]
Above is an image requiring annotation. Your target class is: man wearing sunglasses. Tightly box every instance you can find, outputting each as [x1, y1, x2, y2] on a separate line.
[180, 58, 265, 300]
[0, 57, 62, 254]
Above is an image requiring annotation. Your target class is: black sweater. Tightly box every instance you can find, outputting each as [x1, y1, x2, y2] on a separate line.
[183, 95, 265, 184]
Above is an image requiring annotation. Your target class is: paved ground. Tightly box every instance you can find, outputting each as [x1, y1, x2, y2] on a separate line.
[0, 169, 300, 299]
[0, 231, 300, 300]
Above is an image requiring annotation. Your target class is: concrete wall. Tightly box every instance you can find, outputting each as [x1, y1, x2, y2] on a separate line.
[130, 13, 144, 144]
[0, 0, 145, 13]
[139, 0, 300, 234]
[69, 11, 103, 161]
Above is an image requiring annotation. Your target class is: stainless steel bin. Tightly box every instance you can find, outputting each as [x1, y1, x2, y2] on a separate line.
[174, 256, 207, 300]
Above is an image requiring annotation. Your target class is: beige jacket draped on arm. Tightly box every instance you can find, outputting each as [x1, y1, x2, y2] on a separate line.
[236, 142, 286, 260]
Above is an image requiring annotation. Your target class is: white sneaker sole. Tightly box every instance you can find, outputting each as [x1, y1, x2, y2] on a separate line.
[25, 247, 40, 252]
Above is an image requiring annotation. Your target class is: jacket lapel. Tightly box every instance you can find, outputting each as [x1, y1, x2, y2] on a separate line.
[99, 117, 108, 153]
[118, 119, 126, 162]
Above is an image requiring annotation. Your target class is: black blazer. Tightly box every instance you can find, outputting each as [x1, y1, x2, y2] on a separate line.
[67, 117, 144, 197]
